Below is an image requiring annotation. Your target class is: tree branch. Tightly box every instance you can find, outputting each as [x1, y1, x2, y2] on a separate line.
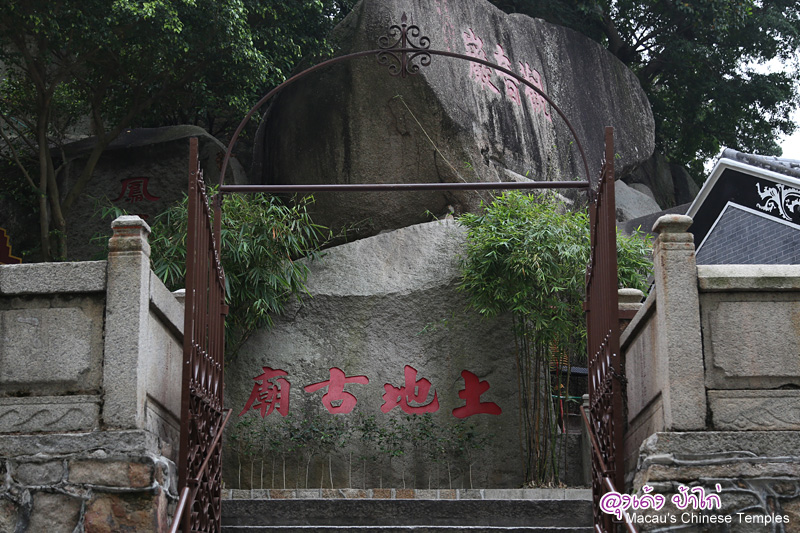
[0, 117, 37, 192]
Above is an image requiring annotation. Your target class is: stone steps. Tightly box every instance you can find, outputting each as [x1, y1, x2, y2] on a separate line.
[221, 521, 594, 531]
[221, 498, 593, 532]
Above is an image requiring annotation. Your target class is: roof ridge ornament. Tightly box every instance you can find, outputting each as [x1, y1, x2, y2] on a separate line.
[377, 12, 431, 78]
[756, 181, 800, 221]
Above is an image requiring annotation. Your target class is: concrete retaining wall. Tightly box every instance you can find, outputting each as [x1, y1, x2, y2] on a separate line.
[226, 220, 589, 490]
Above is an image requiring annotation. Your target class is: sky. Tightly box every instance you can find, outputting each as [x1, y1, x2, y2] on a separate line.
[778, 109, 800, 160]
[754, 58, 798, 160]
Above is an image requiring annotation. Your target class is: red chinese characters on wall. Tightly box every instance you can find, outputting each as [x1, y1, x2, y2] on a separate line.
[381, 365, 440, 414]
[239, 366, 291, 417]
[452, 370, 502, 418]
[462, 28, 500, 95]
[304, 367, 369, 414]
[461, 28, 551, 121]
[240, 365, 502, 419]
[519, 62, 552, 122]
[113, 177, 160, 203]
[493, 45, 521, 106]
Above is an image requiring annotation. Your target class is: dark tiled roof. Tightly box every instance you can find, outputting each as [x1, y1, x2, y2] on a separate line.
[720, 148, 800, 180]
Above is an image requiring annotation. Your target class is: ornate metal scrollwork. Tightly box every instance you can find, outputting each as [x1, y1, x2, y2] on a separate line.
[377, 12, 431, 77]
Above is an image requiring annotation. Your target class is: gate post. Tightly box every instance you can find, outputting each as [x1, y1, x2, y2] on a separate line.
[104, 215, 152, 429]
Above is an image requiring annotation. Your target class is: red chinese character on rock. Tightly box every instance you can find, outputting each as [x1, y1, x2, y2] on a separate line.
[304, 367, 369, 414]
[493, 45, 521, 105]
[113, 177, 160, 203]
[452, 370, 502, 418]
[381, 365, 439, 414]
[519, 62, 552, 122]
[239, 367, 290, 417]
[462, 28, 500, 95]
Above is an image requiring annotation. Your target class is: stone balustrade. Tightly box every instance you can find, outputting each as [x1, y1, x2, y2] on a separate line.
[0, 216, 183, 531]
[620, 214, 800, 529]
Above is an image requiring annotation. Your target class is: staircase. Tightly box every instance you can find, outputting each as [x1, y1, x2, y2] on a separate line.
[221, 489, 593, 532]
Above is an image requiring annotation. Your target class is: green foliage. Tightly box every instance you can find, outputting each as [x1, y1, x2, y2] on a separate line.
[0, 0, 355, 261]
[617, 226, 655, 292]
[459, 191, 651, 320]
[458, 191, 651, 485]
[230, 411, 495, 490]
[489, 0, 800, 177]
[150, 192, 327, 358]
[459, 192, 590, 346]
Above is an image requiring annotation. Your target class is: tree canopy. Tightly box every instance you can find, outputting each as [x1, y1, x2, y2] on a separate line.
[3, 0, 798, 260]
[489, 0, 800, 178]
[0, 0, 352, 260]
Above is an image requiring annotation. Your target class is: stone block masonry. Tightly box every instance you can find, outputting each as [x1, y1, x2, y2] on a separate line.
[0, 216, 184, 532]
[628, 431, 800, 532]
[0, 431, 176, 532]
[620, 214, 800, 531]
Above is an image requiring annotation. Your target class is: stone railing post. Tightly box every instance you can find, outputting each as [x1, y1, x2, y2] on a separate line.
[651, 214, 705, 430]
[618, 288, 644, 334]
[102, 215, 151, 429]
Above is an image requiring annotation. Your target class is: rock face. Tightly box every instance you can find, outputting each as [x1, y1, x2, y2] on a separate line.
[254, 0, 655, 236]
[614, 180, 662, 222]
[226, 219, 577, 489]
[623, 152, 699, 210]
[57, 125, 245, 260]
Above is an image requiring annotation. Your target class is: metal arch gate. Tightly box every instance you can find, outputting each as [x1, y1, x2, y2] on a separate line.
[172, 14, 632, 533]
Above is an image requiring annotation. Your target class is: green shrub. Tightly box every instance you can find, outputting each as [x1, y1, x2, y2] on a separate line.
[150, 192, 327, 358]
[458, 191, 651, 485]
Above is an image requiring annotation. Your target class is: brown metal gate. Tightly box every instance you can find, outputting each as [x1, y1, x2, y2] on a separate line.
[583, 128, 635, 533]
[172, 137, 231, 533]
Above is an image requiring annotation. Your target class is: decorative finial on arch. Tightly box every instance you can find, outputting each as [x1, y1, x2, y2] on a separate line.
[377, 12, 431, 78]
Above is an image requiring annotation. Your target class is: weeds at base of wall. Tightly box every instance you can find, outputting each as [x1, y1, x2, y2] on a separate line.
[225, 413, 494, 491]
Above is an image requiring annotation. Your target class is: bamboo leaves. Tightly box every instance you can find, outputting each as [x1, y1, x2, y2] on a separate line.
[458, 191, 651, 485]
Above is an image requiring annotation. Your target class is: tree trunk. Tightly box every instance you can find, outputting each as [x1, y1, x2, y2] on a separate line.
[36, 109, 51, 261]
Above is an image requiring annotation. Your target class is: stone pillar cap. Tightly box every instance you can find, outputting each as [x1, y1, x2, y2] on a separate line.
[109, 215, 151, 256]
[652, 214, 692, 234]
[111, 215, 151, 234]
[618, 288, 644, 304]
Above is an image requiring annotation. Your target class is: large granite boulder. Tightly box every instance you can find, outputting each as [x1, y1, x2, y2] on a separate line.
[615, 180, 662, 222]
[225, 219, 582, 489]
[59, 126, 245, 260]
[254, 0, 655, 236]
[623, 152, 700, 209]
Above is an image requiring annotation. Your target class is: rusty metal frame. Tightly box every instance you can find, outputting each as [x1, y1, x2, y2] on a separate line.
[174, 137, 230, 533]
[584, 127, 633, 532]
[175, 12, 631, 533]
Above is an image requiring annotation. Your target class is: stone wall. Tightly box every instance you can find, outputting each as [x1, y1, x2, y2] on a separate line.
[620, 214, 800, 530]
[0, 216, 183, 532]
[226, 219, 589, 490]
